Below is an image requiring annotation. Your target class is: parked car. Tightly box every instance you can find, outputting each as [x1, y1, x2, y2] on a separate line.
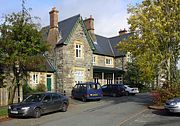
[101, 84, 125, 97]
[164, 97, 180, 113]
[124, 85, 139, 96]
[71, 82, 103, 102]
[8, 92, 69, 118]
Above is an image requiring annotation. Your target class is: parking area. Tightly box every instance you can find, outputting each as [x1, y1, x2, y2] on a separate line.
[0, 93, 180, 126]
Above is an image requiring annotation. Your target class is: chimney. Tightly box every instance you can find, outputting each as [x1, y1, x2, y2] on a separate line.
[47, 7, 60, 48]
[119, 28, 127, 35]
[84, 15, 96, 41]
[49, 7, 59, 29]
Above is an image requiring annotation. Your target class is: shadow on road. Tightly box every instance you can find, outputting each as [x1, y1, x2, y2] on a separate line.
[152, 109, 180, 117]
[101, 93, 153, 106]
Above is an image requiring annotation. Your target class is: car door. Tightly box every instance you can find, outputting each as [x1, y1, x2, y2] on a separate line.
[72, 85, 79, 98]
[42, 94, 54, 113]
[101, 85, 108, 95]
[52, 93, 62, 111]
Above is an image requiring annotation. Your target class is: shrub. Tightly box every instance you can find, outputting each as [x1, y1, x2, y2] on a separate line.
[36, 83, 46, 92]
[23, 82, 36, 95]
[151, 82, 180, 105]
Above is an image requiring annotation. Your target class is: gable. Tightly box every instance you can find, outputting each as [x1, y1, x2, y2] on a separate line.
[41, 14, 95, 51]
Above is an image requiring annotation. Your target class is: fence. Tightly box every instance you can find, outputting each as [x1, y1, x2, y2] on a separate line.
[0, 88, 8, 106]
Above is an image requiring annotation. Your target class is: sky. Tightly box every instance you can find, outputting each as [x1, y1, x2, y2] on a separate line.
[0, 0, 143, 37]
[1, 0, 180, 68]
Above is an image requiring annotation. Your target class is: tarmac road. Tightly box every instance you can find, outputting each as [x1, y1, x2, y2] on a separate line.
[1, 93, 179, 126]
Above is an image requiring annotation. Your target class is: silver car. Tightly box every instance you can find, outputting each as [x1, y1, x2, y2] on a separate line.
[164, 98, 180, 113]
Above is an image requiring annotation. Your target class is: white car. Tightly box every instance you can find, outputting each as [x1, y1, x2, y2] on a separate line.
[164, 98, 180, 113]
[124, 85, 139, 96]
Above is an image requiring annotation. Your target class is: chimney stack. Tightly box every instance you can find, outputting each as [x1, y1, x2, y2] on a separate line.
[84, 15, 94, 34]
[47, 7, 60, 48]
[49, 7, 59, 29]
[119, 28, 127, 35]
[84, 15, 96, 41]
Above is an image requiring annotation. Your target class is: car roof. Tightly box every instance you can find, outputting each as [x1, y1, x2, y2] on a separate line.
[75, 82, 99, 85]
[31, 92, 61, 95]
[102, 84, 124, 86]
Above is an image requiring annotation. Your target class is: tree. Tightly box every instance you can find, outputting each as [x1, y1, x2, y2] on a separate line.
[117, 0, 180, 86]
[124, 61, 142, 86]
[0, 1, 48, 104]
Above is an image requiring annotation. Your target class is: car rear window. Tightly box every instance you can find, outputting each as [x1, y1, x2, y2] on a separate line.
[88, 84, 101, 90]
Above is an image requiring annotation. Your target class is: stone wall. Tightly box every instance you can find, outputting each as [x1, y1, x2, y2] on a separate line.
[56, 21, 93, 95]
[93, 54, 114, 68]
[114, 57, 124, 70]
[28, 72, 55, 91]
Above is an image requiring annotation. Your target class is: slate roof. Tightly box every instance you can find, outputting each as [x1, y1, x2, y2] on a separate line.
[93, 66, 124, 74]
[94, 33, 132, 57]
[27, 56, 55, 73]
[41, 14, 131, 58]
[109, 33, 132, 57]
[41, 14, 81, 45]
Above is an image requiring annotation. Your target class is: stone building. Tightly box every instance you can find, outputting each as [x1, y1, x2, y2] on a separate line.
[41, 7, 131, 95]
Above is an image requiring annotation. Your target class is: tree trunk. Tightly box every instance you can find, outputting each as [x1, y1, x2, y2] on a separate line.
[8, 85, 16, 104]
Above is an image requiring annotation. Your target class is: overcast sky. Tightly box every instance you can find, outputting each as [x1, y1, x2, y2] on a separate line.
[0, 0, 143, 37]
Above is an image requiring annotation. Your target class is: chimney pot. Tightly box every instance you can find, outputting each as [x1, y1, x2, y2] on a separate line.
[119, 28, 127, 35]
[49, 7, 59, 29]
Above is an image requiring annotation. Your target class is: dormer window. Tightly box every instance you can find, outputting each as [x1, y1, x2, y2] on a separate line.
[75, 44, 82, 58]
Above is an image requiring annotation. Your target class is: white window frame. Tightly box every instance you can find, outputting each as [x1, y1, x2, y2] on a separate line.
[105, 58, 112, 65]
[93, 56, 96, 64]
[116, 77, 123, 84]
[74, 70, 84, 84]
[75, 44, 82, 58]
[32, 73, 39, 84]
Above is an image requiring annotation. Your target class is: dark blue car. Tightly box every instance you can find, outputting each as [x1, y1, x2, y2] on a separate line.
[71, 82, 103, 102]
[8, 92, 69, 118]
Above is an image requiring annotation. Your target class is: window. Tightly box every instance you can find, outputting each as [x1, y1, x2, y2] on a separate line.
[94, 77, 99, 83]
[52, 93, 60, 101]
[75, 44, 82, 58]
[88, 84, 100, 90]
[93, 56, 96, 64]
[126, 52, 132, 63]
[116, 77, 123, 84]
[32, 73, 39, 84]
[43, 94, 52, 102]
[74, 70, 84, 84]
[105, 58, 112, 65]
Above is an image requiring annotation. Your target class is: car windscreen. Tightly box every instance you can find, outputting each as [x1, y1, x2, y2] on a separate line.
[88, 84, 101, 90]
[23, 94, 45, 103]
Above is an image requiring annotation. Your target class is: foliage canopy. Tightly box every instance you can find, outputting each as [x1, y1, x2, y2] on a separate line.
[118, 0, 180, 84]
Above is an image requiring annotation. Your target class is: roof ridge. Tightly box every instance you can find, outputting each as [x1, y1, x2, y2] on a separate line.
[59, 14, 80, 23]
[109, 33, 131, 39]
[41, 14, 80, 29]
[95, 34, 108, 38]
[107, 38, 115, 57]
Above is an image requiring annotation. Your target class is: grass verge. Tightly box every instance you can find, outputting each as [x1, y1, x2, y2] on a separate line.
[0, 107, 8, 117]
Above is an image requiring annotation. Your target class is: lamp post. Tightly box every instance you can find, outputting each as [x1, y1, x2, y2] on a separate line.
[15, 62, 20, 103]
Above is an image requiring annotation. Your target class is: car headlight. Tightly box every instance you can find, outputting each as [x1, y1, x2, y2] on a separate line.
[8, 106, 11, 109]
[170, 102, 177, 106]
[21, 107, 30, 110]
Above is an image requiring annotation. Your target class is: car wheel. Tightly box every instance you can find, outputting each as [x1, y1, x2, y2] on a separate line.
[97, 99, 101, 101]
[34, 108, 41, 118]
[112, 93, 117, 97]
[125, 91, 129, 96]
[82, 97, 87, 102]
[61, 103, 68, 112]
[71, 95, 74, 99]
